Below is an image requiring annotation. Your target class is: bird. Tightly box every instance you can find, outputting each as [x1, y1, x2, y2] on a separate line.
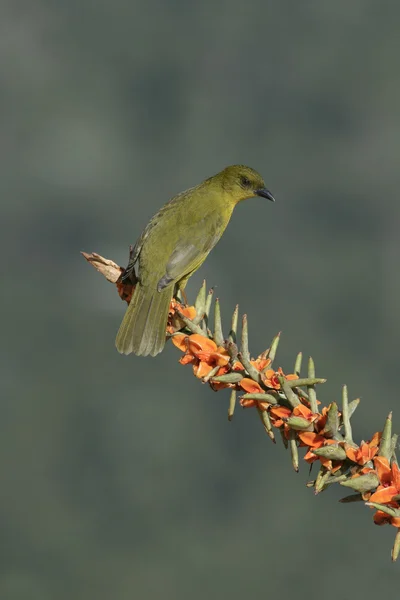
[116, 165, 275, 357]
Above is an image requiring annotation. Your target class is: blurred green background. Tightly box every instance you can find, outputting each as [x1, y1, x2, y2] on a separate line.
[2, 0, 400, 598]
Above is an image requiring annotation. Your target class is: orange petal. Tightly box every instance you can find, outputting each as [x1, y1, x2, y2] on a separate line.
[240, 398, 256, 408]
[172, 333, 189, 352]
[240, 398, 270, 411]
[293, 404, 315, 421]
[195, 361, 214, 379]
[216, 365, 229, 376]
[211, 381, 234, 391]
[285, 374, 299, 381]
[314, 412, 328, 433]
[196, 351, 210, 362]
[251, 357, 271, 372]
[263, 369, 275, 382]
[270, 405, 292, 428]
[369, 431, 382, 448]
[304, 450, 318, 463]
[179, 354, 196, 365]
[232, 360, 244, 371]
[195, 350, 229, 367]
[345, 446, 360, 463]
[331, 462, 343, 473]
[188, 334, 217, 355]
[374, 456, 392, 485]
[270, 406, 292, 419]
[391, 462, 400, 491]
[369, 485, 399, 504]
[239, 378, 263, 394]
[324, 439, 337, 446]
[298, 431, 325, 448]
[346, 441, 375, 466]
[211, 350, 230, 366]
[358, 441, 378, 464]
[180, 306, 197, 319]
[319, 457, 333, 470]
[263, 370, 281, 389]
[374, 510, 391, 526]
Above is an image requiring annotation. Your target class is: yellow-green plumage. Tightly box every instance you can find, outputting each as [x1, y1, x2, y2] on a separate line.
[116, 165, 274, 356]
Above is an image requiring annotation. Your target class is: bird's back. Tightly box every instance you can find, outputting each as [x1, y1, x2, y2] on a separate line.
[137, 183, 233, 286]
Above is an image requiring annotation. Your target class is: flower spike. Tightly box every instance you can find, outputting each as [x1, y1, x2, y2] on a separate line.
[84, 249, 400, 563]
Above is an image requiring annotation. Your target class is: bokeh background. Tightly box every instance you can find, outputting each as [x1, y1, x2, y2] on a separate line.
[2, 1, 400, 598]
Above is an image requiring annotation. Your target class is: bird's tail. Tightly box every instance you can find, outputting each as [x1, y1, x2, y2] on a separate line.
[115, 283, 173, 356]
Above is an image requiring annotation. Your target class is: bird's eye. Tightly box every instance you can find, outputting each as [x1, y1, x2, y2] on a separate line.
[240, 176, 251, 188]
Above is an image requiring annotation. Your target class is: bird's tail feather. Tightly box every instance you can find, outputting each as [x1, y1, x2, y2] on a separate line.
[115, 283, 173, 356]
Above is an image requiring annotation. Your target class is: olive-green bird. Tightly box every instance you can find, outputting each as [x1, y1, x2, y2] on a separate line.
[116, 165, 275, 357]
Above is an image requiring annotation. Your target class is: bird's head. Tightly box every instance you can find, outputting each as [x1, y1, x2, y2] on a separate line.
[212, 165, 275, 205]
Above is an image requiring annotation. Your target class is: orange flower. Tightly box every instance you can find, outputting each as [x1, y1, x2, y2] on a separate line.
[167, 301, 197, 333]
[210, 380, 235, 391]
[172, 333, 192, 353]
[172, 333, 229, 379]
[239, 379, 271, 410]
[240, 378, 263, 394]
[373, 510, 400, 528]
[292, 404, 318, 424]
[298, 431, 340, 471]
[313, 405, 330, 433]
[370, 456, 400, 528]
[232, 360, 244, 371]
[369, 457, 400, 505]
[240, 398, 269, 410]
[269, 405, 292, 427]
[262, 367, 298, 390]
[299, 431, 325, 453]
[268, 404, 318, 432]
[251, 356, 271, 372]
[169, 299, 196, 318]
[345, 432, 381, 466]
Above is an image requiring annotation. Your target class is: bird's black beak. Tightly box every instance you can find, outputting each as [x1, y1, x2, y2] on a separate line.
[255, 188, 275, 202]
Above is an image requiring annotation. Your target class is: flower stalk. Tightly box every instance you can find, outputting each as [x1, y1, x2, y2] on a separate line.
[83, 250, 400, 563]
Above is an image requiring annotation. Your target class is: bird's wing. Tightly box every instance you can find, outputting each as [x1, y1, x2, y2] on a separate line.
[157, 212, 224, 291]
[124, 187, 197, 283]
